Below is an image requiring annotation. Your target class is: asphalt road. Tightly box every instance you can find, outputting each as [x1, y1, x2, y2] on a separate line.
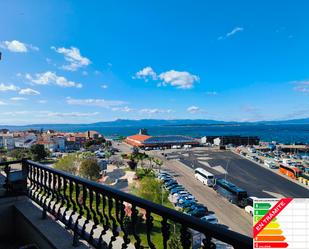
[175, 149, 309, 198]
[160, 158, 253, 236]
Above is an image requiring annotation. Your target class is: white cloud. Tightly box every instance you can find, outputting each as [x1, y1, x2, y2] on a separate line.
[66, 97, 126, 108]
[38, 100, 47, 104]
[2, 111, 30, 116]
[187, 106, 200, 114]
[218, 27, 244, 40]
[25, 71, 82, 88]
[10, 97, 27, 101]
[51, 46, 91, 71]
[159, 70, 199, 89]
[134, 67, 199, 89]
[44, 111, 99, 117]
[0, 40, 38, 52]
[0, 100, 7, 105]
[112, 106, 133, 112]
[101, 84, 108, 89]
[1, 110, 98, 119]
[19, 88, 40, 95]
[139, 108, 172, 114]
[134, 66, 157, 81]
[293, 80, 309, 93]
[0, 83, 19, 92]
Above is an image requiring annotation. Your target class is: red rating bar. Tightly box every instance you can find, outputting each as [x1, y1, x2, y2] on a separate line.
[254, 242, 289, 248]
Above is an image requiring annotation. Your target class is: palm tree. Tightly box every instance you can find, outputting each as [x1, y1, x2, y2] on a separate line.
[138, 153, 148, 169]
[148, 156, 154, 168]
[154, 159, 163, 172]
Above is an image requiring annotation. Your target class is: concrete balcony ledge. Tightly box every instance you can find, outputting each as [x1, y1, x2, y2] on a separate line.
[0, 196, 91, 249]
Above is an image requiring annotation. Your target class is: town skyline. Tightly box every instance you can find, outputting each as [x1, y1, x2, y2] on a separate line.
[1, 1, 309, 125]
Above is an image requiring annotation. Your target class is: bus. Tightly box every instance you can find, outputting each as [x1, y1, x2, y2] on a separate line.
[213, 178, 248, 207]
[279, 164, 302, 179]
[194, 168, 215, 187]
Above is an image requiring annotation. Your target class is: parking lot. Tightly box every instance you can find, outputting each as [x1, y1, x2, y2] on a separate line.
[169, 149, 309, 198]
[159, 158, 253, 236]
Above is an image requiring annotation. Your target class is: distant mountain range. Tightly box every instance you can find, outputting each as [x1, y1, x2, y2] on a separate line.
[0, 118, 309, 130]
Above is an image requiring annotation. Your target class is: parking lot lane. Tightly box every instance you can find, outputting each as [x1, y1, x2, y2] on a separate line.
[162, 159, 252, 237]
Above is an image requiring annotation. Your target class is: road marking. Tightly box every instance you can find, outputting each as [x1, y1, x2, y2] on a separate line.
[262, 190, 285, 198]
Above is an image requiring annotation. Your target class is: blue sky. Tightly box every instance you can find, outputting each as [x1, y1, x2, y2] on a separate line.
[0, 1, 308, 125]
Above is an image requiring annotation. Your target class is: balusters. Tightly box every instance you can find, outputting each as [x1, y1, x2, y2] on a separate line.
[98, 194, 110, 248]
[27, 164, 35, 198]
[146, 211, 156, 249]
[108, 197, 119, 248]
[180, 225, 192, 249]
[10, 160, 249, 249]
[51, 172, 59, 215]
[116, 201, 130, 249]
[131, 205, 142, 248]
[47, 171, 53, 213]
[89, 189, 99, 244]
[73, 183, 83, 247]
[41, 169, 48, 219]
[33, 167, 40, 202]
[68, 180, 77, 229]
[81, 185, 91, 239]
[161, 217, 170, 249]
[56, 174, 63, 219]
[38, 168, 44, 206]
[62, 177, 71, 223]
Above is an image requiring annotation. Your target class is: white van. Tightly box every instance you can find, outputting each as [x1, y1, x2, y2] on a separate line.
[264, 160, 277, 169]
[194, 168, 215, 187]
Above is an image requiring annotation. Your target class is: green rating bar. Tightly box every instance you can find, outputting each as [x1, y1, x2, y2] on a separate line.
[254, 216, 277, 222]
[254, 203, 271, 209]
[254, 209, 269, 215]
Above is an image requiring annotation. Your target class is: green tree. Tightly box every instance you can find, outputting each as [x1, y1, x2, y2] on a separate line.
[104, 151, 112, 160]
[84, 137, 106, 149]
[153, 158, 163, 171]
[137, 153, 148, 168]
[104, 140, 112, 148]
[8, 148, 30, 160]
[54, 154, 78, 175]
[79, 158, 100, 180]
[30, 144, 48, 161]
[134, 177, 169, 205]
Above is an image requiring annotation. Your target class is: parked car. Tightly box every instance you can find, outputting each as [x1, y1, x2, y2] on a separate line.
[184, 203, 206, 213]
[158, 175, 172, 180]
[166, 184, 182, 191]
[176, 200, 196, 208]
[201, 214, 218, 224]
[164, 179, 177, 186]
[177, 195, 196, 204]
[187, 208, 208, 218]
[169, 186, 185, 194]
[161, 177, 174, 183]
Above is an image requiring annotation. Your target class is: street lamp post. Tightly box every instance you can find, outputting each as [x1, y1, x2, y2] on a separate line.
[225, 159, 231, 181]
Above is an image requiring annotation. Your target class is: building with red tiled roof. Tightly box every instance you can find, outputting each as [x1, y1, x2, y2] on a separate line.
[125, 132, 199, 148]
[125, 134, 151, 147]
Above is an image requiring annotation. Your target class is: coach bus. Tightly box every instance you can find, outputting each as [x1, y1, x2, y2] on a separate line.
[279, 164, 302, 179]
[194, 168, 215, 187]
[213, 178, 248, 207]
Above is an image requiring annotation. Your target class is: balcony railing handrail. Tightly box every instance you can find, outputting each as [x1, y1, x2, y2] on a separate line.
[0, 160, 24, 167]
[1, 159, 253, 248]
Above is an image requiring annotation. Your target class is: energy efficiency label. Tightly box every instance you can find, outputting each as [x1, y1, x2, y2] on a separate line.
[253, 198, 309, 249]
